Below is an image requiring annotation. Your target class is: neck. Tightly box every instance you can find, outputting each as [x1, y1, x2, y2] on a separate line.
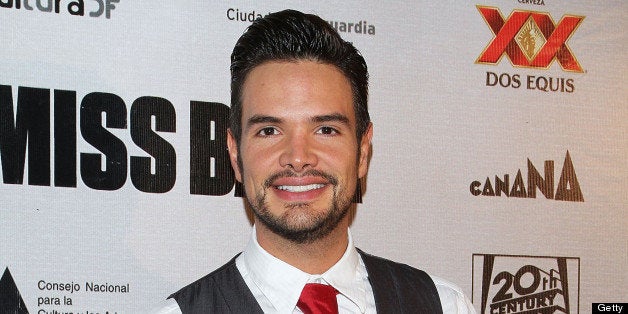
[255, 221, 350, 274]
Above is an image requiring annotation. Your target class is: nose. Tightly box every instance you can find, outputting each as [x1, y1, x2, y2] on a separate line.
[279, 132, 318, 172]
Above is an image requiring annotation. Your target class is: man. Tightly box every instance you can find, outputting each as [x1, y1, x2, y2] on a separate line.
[159, 9, 475, 313]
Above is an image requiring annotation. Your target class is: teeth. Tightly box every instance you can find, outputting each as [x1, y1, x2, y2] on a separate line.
[277, 184, 325, 192]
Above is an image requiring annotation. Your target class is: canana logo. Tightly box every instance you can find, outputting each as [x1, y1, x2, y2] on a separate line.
[473, 254, 580, 314]
[476, 6, 584, 72]
[470, 151, 584, 202]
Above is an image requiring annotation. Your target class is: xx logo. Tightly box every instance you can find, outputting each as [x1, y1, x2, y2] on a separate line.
[476, 6, 584, 72]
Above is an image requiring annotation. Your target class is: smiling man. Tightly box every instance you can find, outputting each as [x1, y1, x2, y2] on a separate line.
[160, 9, 475, 314]
[235, 60, 366, 258]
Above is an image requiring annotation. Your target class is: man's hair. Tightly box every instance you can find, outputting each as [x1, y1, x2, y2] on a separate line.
[230, 9, 370, 146]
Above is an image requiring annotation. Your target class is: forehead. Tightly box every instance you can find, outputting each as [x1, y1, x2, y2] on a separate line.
[240, 60, 355, 122]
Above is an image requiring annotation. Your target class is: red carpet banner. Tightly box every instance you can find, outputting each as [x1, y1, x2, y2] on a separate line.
[1, 1, 625, 312]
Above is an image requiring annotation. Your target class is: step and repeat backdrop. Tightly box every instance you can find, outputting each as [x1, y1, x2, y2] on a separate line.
[1, 1, 626, 313]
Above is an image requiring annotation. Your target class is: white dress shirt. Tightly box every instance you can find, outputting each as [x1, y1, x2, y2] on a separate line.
[156, 229, 476, 314]
[236, 229, 375, 313]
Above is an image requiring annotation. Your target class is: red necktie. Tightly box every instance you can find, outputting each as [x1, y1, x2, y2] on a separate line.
[297, 283, 339, 314]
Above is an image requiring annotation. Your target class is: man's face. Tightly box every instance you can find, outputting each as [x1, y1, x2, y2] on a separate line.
[227, 60, 372, 243]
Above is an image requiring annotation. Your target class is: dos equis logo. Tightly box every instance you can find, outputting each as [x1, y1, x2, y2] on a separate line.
[476, 6, 584, 72]
[473, 254, 580, 314]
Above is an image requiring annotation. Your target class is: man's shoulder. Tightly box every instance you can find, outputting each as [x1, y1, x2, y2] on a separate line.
[166, 254, 264, 313]
[357, 248, 432, 279]
[357, 249, 476, 313]
[168, 254, 240, 301]
[158, 261, 239, 314]
[357, 249, 443, 312]
[431, 276, 477, 313]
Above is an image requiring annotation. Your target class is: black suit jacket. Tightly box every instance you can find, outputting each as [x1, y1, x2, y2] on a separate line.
[169, 249, 443, 313]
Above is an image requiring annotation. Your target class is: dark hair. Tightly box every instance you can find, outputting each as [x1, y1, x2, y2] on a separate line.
[230, 9, 370, 145]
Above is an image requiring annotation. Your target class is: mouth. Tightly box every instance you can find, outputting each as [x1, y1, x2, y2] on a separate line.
[275, 183, 326, 193]
[272, 181, 329, 202]
[267, 170, 336, 202]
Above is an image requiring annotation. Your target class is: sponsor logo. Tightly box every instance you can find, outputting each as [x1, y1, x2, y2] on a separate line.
[470, 151, 584, 202]
[484, 71, 575, 92]
[476, 6, 584, 72]
[225, 7, 376, 36]
[473, 254, 580, 314]
[0, 267, 29, 313]
[0, 0, 120, 19]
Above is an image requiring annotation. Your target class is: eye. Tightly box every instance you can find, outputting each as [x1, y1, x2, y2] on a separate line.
[257, 126, 280, 136]
[316, 126, 339, 135]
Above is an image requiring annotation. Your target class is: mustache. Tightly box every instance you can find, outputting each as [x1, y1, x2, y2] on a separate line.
[263, 169, 338, 188]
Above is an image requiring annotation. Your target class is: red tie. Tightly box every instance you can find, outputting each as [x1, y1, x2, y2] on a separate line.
[297, 283, 339, 314]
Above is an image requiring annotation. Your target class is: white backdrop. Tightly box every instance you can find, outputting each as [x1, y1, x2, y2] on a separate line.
[1, 1, 626, 313]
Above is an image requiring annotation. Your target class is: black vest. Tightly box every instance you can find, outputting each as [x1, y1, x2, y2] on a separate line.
[169, 249, 443, 313]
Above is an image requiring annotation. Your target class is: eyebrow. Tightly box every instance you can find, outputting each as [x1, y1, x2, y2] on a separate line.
[246, 115, 282, 129]
[245, 112, 351, 130]
[311, 113, 350, 125]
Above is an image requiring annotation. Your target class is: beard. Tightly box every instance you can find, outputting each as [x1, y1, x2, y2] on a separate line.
[246, 169, 353, 244]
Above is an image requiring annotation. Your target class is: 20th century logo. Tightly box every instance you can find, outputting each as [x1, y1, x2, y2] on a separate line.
[473, 254, 580, 314]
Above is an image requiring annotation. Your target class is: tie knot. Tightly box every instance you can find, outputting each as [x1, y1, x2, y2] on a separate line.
[297, 283, 339, 314]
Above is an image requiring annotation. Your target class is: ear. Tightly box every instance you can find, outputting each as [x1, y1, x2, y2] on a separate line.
[226, 129, 242, 182]
[357, 122, 373, 179]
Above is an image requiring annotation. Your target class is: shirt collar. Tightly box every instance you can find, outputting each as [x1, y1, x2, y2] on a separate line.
[320, 232, 368, 313]
[239, 227, 368, 313]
